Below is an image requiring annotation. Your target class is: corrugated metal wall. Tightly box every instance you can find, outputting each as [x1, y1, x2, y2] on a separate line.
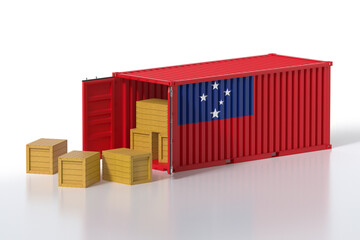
[83, 78, 115, 152]
[171, 65, 331, 172]
[83, 78, 168, 155]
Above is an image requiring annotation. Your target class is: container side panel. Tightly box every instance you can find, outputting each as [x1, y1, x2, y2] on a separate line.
[305, 69, 311, 148]
[188, 84, 195, 166]
[280, 72, 287, 151]
[172, 86, 181, 171]
[83, 78, 115, 152]
[310, 69, 317, 147]
[193, 83, 200, 165]
[244, 77, 250, 156]
[287, 71, 293, 150]
[172, 65, 331, 173]
[173, 77, 255, 172]
[323, 67, 331, 145]
[268, 74, 275, 153]
[255, 75, 262, 155]
[299, 69, 305, 149]
[274, 73, 280, 153]
[316, 68, 323, 145]
[262, 74, 269, 153]
[231, 79, 239, 157]
[293, 70, 299, 149]
[250, 78, 256, 156]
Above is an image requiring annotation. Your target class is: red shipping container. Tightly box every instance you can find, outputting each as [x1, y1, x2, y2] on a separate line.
[83, 54, 332, 174]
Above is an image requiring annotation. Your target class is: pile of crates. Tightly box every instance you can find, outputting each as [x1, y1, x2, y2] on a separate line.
[26, 98, 169, 188]
[130, 98, 168, 163]
[27, 139, 152, 186]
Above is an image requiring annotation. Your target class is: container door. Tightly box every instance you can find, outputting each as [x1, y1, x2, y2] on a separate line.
[83, 77, 115, 153]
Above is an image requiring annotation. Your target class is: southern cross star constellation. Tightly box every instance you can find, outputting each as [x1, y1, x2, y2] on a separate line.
[199, 81, 231, 119]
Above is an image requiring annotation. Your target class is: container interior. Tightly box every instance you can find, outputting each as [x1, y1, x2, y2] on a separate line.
[113, 78, 169, 172]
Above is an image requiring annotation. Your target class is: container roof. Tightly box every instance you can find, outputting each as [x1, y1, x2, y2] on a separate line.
[114, 54, 332, 86]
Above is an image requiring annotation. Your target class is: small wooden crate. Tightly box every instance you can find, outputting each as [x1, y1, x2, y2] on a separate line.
[130, 128, 158, 160]
[26, 138, 67, 174]
[102, 148, 152, 185]
[136, 98, 168, 135]
[158, 134, 168, 163]
[58, 151, 100, 188]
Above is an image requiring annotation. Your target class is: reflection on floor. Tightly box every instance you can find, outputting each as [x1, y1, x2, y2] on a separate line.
[3, 143, 360, 240]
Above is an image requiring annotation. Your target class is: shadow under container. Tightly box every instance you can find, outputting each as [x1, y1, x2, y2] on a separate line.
[58, 151, 100, 188]
[26, 138, 67, 174]
[102, 148, 152, 185]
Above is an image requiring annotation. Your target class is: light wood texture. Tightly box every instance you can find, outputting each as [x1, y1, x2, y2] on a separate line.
[130, 128, 158, 160]
[58, 150, 100, 188]
[136, 98, 168, 111]
[135, 98, 168, 135]
[26, 138, 67, 174]
[102, 148, 152, 185]
[158, 134, 168, 163]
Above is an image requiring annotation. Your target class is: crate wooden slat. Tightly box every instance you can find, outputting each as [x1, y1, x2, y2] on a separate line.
[102, 148, 152, 185]
[58, 151, 100, 188]
[26, 138, 67, 174]
[135, 98, 168, 135]
[130, 128, 158, 160]
[136, 98, 168, 111]
[158, 134, 168, 163]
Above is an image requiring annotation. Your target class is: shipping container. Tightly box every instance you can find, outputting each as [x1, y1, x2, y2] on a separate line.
[82, 54, 332, 174]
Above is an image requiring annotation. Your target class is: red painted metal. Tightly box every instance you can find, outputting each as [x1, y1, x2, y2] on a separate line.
[83, 78, 115, 153]
[171, 65, 331, 172]
[83, 54, 332, 174]
[114, 54, 332, 86]
[83, 77, 168, 170]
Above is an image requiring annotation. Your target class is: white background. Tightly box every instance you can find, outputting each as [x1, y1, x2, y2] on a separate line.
[1, 1, 360, 239]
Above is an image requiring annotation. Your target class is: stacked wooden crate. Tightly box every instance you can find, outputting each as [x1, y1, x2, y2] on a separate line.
[135, 98, 168, 135]
[130, 98, 168, 163]
[130, 129, 158, 160]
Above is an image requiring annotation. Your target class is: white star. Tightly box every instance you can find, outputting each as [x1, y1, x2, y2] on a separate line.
[210, 108, 220, 118]
[212, 82, 219, 90]
[219, 100, 224, 105]
[200, 93, 207, 102]
[224, 89, 231, 96]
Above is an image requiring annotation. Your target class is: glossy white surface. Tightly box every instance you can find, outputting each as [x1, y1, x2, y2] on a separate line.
[1, 128, 360, 240]
[1, 0, 360, 239]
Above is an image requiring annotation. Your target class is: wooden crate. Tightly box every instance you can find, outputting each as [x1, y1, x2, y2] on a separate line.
[158, 134, 168, 163]
[136, 98, 168, 111]
[130, 128, 158, 160]
[136, 98, 168, 135]
[102, 148, 152, 185]
[58, 151, 100, 188]
[26, 138, 67, 174]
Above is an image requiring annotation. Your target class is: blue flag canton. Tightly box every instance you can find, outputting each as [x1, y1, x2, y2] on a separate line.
[177, 76, 254, 125]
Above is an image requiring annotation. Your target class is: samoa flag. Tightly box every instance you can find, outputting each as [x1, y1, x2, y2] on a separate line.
[177, 76, 254, 125]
